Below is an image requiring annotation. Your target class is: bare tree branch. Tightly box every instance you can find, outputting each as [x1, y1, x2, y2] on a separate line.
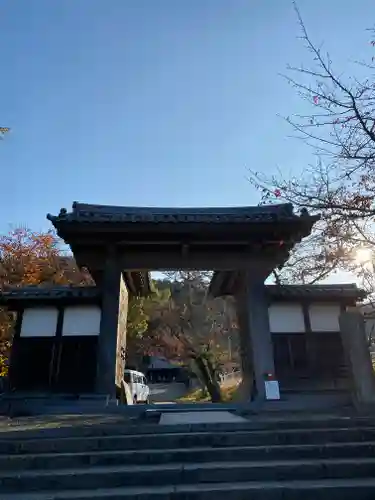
[249, 4, 375, 288]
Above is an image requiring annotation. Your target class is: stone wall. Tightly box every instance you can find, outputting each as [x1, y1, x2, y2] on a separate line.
[115, 274, 128, 388]
[339, 311, 375, 405]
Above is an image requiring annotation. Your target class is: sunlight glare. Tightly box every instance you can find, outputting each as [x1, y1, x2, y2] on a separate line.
[355, 247, 373, 265]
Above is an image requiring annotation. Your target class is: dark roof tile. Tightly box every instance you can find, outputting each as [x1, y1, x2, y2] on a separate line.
[210, 270, 365, 300]
[47, 202, 320, 225]
[266, 284, 366, 300]
[0, 285, 100, 303]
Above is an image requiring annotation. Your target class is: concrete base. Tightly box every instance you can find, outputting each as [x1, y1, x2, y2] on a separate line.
[159, 411, 247, 425]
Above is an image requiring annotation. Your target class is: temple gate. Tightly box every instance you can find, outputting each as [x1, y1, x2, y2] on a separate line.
[0, 201, 369, 409]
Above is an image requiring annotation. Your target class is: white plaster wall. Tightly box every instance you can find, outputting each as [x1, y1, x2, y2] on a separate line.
[309, 303, 341, 332]
[268, 304, 305, 333]
[62, 306, 101, 336]
[20, 307, 58, 337]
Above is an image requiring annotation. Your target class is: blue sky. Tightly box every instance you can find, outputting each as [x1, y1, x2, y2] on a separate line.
[0, 0, 372, 243]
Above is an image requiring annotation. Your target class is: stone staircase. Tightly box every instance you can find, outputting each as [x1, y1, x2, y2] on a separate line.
[2, 414, 375, 498]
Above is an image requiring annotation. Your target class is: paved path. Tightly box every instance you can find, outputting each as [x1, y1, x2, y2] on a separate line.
[159, 410, 247, 425]
[149, 383, 189, 404]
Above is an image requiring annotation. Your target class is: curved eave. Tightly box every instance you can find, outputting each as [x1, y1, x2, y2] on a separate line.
[48, 215, 319, 230]
[47, 203, 320, 240]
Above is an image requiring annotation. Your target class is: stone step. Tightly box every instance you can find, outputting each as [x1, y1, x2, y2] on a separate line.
[2, 457, 375, 493]
[0, 415, 375, 439]
[3, 477, 375, 500]
[2, 414, 374, 441]
[2, 426, 375, 455]
[2, 440, 375, 472]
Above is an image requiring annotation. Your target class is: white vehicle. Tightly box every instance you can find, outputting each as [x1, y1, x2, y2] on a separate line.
[123, 369, 150, 404]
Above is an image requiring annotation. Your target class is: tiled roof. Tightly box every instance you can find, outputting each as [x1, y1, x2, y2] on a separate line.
[0, 285, 100, 303]
[47, 202, 320, 225]
[266, 284, 366, 300]
[209, 270, 366, 301]
[0, 269, 152, 305]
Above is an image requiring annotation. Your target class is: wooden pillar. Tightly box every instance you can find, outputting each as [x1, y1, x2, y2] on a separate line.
[236, 273, 275, 401]
[235, 298, 254, 399]
[96, 246, 122, 398]
[8, 310, 24, 390]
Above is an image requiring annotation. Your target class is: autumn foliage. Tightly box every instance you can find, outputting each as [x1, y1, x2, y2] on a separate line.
[0, 228, 92, 375]
[0, 230, 238, 400]
[0, 228, 91, 288]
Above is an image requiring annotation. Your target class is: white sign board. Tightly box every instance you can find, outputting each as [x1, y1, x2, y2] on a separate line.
[265, 380, 280, 400]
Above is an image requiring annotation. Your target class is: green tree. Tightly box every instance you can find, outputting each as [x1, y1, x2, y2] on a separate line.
[127, 297, 149, 340]
[148, 271, 237, 402]
[126, 282, 171, 366]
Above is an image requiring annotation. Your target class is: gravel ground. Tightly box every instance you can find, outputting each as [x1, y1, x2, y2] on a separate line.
[0, 414, 133, 434]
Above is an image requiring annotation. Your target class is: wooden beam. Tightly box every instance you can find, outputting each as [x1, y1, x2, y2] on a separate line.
[116, 249, 286, 271]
